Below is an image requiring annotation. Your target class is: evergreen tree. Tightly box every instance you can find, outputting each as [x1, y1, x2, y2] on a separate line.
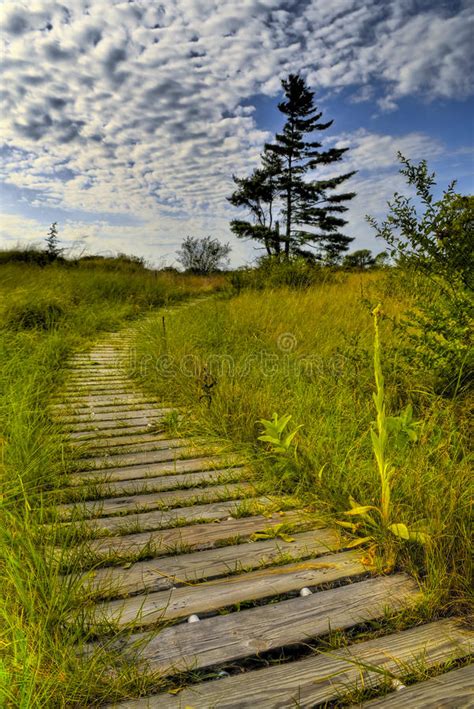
[228, 149, 283, 256]
[45, 222, 62, 259]
[229, 74, 356, 261]
[265, 74, 356, 260]
[343, 249, 375, 269]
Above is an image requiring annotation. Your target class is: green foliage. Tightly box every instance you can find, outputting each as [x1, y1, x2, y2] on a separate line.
[0, 261, 225, 706]
[45, 221, 62, 259]
[228, 148, 283, 256]
[231, 73, 356, 260]
[367, 155, 473, 393]
[3, 294, 65, 331]
[404, 285, 472, 391]
[76, 253, 147, 271]
[230, 256, 334, 291]
[343, 249, 376, 270]
[250, 523, 295, 543]
[177, 235, 231, 274]
[258, 412, 302, 454]
[132, 274, 471, 609]
[368, 156, 473, 287]
[0, 246, 54, 266]
[338, 305, 430, 567]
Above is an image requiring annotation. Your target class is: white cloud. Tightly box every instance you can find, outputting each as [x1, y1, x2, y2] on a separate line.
[333, 129, 444, 172]
[0, 0, 471, 262]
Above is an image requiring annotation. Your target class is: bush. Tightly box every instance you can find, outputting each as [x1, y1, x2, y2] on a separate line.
[230, 256, 334, 291]
[177, 236, 231, 274]
[368, 155, 473, 394]
[0, 248, 63, 267]
[75, 254, 147, 271]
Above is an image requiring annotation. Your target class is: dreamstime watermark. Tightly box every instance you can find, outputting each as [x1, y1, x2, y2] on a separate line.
[277, 332, 298, 353]
[127, 332, 351, 381]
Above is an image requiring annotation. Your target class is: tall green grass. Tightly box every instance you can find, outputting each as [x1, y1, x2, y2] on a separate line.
[132, 273, 472, 613]
[0, 260, 225, 706]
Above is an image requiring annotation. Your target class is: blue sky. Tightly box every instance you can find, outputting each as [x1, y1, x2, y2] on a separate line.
[0, 0, 472, 266]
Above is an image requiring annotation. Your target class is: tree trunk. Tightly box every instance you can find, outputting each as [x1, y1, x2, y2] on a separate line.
[285, 161, 291, 259]
[275, 221, 281, 256]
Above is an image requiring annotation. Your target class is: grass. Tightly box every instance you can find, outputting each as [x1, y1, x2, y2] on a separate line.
[0, 258, 225, 706]
[131, 271, 472, 615]
[1, 256, 471, 705]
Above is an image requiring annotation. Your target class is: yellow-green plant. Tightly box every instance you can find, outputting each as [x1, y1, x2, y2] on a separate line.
[340, 304, 430, 549]
[258, 412, 302, 455]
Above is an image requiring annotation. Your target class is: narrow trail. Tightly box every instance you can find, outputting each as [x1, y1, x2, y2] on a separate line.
[51, 328, 473, 708]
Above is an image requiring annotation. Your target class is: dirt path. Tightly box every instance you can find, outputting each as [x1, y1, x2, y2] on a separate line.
[51, 330, 473, 707]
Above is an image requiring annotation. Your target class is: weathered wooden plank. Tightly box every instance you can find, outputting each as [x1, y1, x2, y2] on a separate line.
[60, 380, 131, 388]
[57, 482, 254, 519]
[91, 550, 366, 627]
[363, 663, 474, 707]
[69, 497, 258, 535]
[70, 510, 305, 559]
[55, 395, 161, 409]
[67, 357, 122, 361]
[77, 441, 205, 469]
[66, 416, 166, 433]
[68, 362, 123, 366]
[60, 386, 135, 396]
[61, 408, 174, 424]
[62, 468, 243, 499]
[56, 403, 162, 417]
[67, 367, 131, 382]
[77, 528, 341, 597]
[76, 437, 192, 456]
[59, 390, 136, 401]
[60, 376, 128, 382]
[69, 455, 237, 484]
[63, 367, 121, 374]
[111, 619, 472, 709]
[69, 424, 163, 440]
[69, 432, 172, 450]
[104, 574, 420, 676]
[62, 379, 130, 387]
[73, 437, 194, 457]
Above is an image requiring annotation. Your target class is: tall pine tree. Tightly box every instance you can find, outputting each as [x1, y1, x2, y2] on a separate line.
[229, 74, 357, 261]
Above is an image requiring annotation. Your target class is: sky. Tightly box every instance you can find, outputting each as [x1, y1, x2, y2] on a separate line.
[0, 0, 473, 267]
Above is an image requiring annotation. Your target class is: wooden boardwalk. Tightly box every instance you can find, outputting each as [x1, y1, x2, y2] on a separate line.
[51, 332, 473, 708]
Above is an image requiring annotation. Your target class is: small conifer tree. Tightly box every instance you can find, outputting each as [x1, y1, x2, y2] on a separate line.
[45, 222, 62, 259]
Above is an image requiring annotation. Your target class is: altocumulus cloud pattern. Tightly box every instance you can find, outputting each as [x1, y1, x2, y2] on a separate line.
[0, 0, 472, 262]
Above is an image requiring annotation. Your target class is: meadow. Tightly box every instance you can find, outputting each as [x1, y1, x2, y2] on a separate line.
[131, 270, 472, 611]
[0, 257, 224, 706]
[0, 254, 471, 706]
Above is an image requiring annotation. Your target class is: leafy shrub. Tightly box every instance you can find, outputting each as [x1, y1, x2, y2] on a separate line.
[0, 247, 63, 267]
[75, 253, 147, 271]
[230, 256, 335, 291]
[368, 155, 473, 394]
[177, 236, 231, 274]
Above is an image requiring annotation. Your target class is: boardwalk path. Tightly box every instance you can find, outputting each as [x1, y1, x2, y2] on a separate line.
[51, 329, 473, 708]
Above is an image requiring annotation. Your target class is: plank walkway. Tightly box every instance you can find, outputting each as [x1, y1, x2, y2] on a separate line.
[51, 331, 473, 708]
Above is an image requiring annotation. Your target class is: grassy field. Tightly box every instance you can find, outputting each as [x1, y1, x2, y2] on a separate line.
[132, 271, 472, 614]
[0, 259, 225, 706]
[0, 257, 471, 706]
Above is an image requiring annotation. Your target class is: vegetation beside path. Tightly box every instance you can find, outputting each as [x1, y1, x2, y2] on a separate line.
[0, 250, 471, 706]
[132, 271, 472, 618]
[0, 259, 224, 706]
